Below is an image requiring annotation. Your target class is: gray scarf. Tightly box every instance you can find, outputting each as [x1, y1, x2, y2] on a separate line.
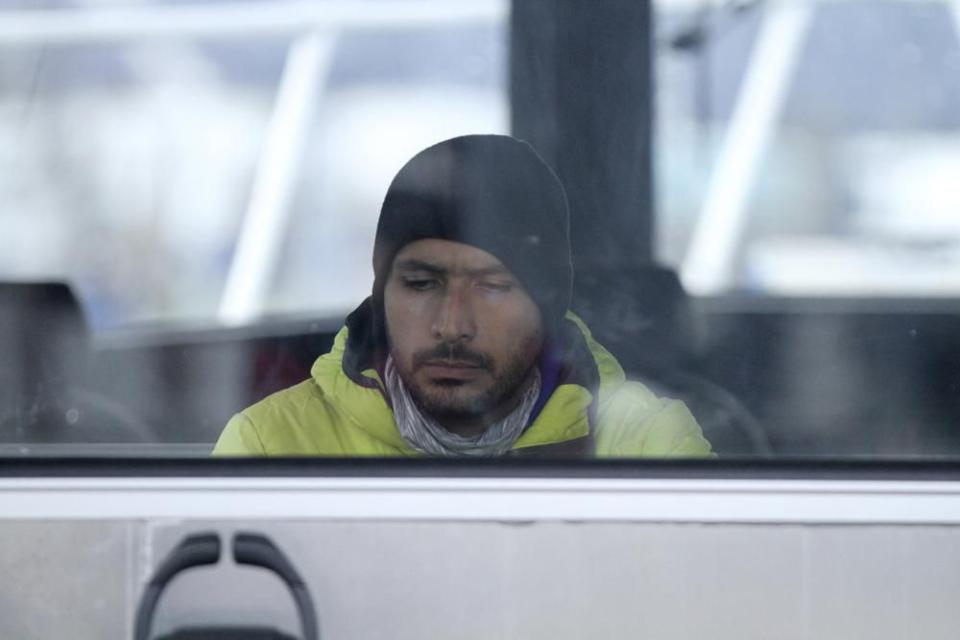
[385, 356, 541, 457]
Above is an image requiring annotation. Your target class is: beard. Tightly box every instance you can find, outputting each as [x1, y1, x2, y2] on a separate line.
[391, 338, 541, 424]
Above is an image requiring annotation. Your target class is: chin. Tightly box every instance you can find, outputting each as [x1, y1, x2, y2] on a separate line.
[414, 384, 492, 420]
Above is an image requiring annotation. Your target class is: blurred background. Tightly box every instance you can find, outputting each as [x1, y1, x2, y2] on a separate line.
[3, 0, 960, 456]
[0, 0, 510, 327]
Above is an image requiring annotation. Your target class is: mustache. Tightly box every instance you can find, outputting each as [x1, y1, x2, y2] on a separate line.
[413, 343, 493, 371]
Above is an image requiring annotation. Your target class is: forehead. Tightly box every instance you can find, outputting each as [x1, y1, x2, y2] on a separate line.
[392, 239, 511, 275]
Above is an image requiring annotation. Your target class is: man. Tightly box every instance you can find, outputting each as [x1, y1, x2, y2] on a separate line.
[214, 135, 711, 457]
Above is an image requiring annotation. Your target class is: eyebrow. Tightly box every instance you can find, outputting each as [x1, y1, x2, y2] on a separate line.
[393, 259, 511, 278]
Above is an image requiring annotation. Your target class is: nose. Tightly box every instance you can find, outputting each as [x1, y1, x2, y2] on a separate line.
[431, 285, 476, 342]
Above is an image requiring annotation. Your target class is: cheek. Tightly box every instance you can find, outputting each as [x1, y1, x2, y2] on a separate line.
[384, 288, 424, 364]
[512, 321, 544, 360]
[486, 301, 543, 359]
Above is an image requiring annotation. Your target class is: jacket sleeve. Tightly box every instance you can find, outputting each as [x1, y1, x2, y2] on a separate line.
[637, 398, 713, 456]
[211, 412, 268, 456]
[595, 382, 714, 457]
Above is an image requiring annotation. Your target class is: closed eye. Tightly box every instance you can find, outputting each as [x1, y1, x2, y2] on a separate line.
[403, 278, 440, 291]
[478, 280, 513, 293]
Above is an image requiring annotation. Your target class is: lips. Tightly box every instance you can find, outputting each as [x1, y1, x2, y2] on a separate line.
[424, 360, 481, 369]
[421, 361, 485, 380]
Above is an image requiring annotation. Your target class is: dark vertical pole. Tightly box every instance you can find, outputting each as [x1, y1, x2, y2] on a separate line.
[510, 0, 655, 314]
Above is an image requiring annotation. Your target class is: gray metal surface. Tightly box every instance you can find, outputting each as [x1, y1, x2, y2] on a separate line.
[1, 515, 959, 639]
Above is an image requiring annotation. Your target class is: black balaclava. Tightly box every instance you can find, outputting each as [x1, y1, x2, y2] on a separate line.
[344, 134, 574, 378]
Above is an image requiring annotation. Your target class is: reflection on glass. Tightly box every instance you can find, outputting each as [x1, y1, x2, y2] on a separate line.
[213, 134, 713, 458]
[1, 0, 959, 459]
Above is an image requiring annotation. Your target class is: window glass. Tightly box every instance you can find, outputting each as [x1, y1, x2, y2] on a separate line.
[656, 0, 960, 297]
[2, 4, 507, 328]
[2, 0, 959, 461]
[655, 0, 960, 456]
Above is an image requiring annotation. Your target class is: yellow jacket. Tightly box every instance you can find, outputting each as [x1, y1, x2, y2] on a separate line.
[213, 316, 711, 457]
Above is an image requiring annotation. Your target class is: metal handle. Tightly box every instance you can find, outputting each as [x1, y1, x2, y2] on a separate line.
[233, 531, 319, 640]
[133, 532, 221, 640]
[132, 530, 319, 640]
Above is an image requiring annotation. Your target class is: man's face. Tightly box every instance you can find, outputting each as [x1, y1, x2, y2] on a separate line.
[383, 239, 544, 427]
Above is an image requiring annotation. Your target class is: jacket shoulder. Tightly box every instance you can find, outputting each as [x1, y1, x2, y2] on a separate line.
[595, 380, 713, 457]
[212, 379, 335, 456]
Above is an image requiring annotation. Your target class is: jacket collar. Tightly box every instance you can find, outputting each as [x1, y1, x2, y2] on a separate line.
[311, 308, 626, 455]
